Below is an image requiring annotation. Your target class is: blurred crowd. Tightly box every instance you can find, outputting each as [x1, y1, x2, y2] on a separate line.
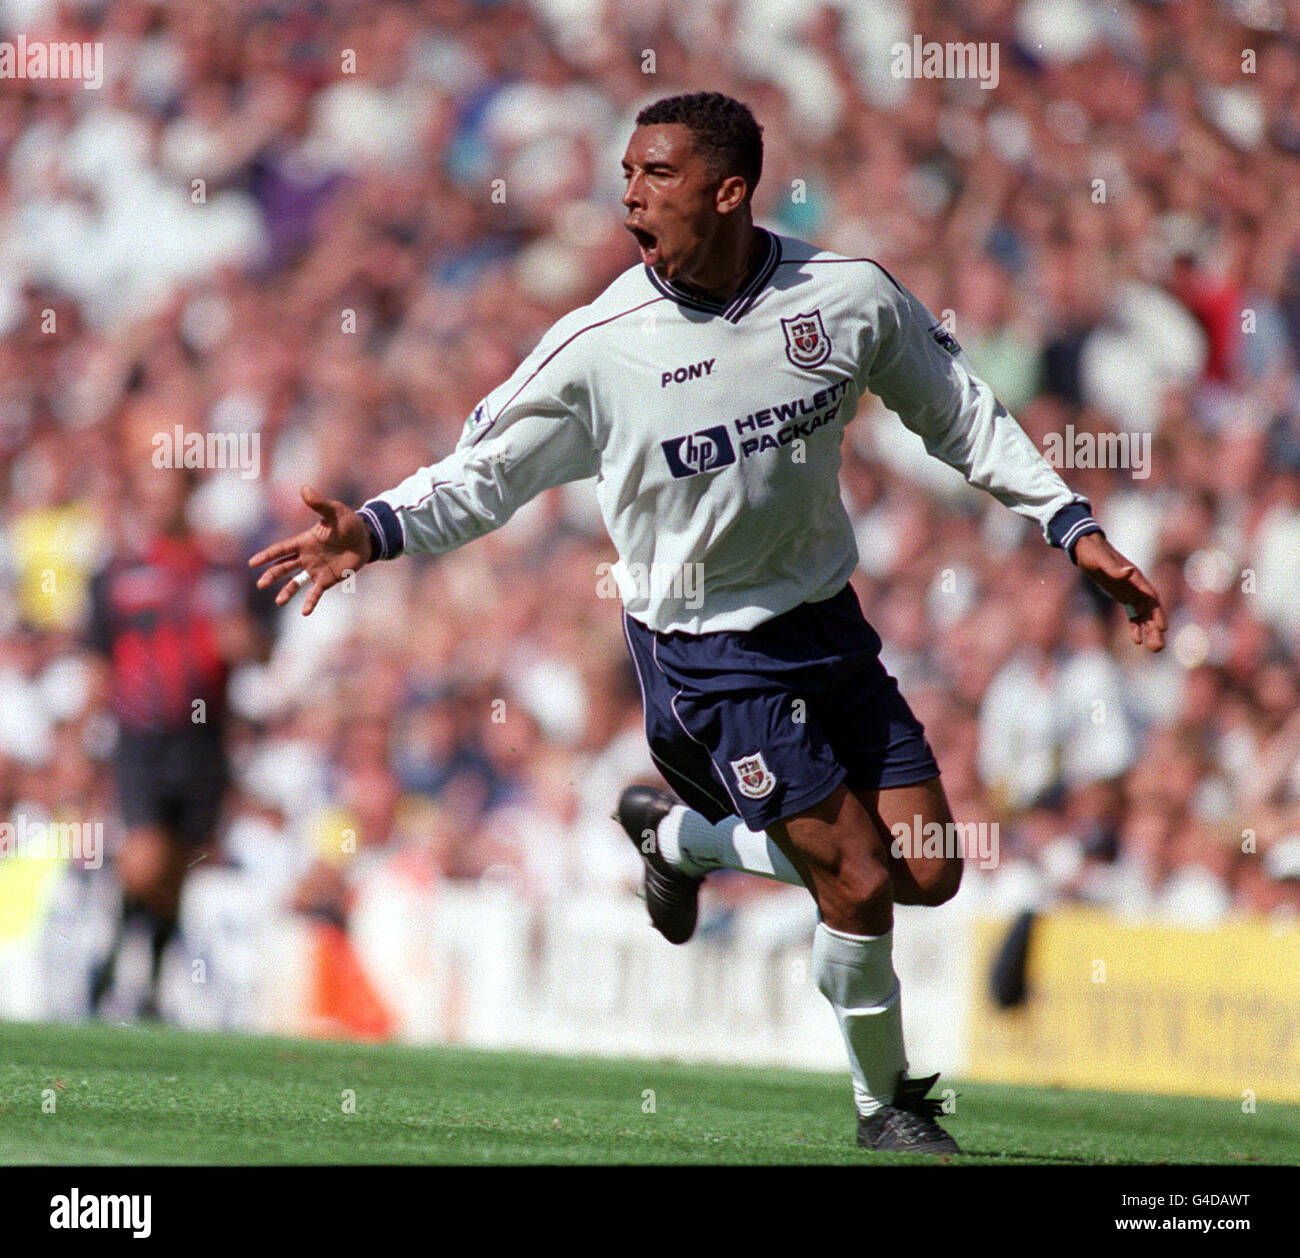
[2, 0, 1299, 986]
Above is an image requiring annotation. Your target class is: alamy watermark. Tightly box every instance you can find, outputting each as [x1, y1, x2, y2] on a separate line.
[597, 560, 705, 610]
[152, 426, 260, 480]
[1042, 424, 1151, 480]
[0, 36, 103, 89]
[0, 815, 102, 869]
[890, 814, 999, 870]
[50, 1189, 151, 1238]
[891, 37, 999, 90]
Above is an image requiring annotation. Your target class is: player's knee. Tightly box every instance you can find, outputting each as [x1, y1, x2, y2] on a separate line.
[821, 857, 893, 929]
[917, 855, 963, 906]
[117, 830, 168, 896]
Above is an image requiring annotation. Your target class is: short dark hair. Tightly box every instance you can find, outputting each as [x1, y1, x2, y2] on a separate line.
[635, 92, 763, 201]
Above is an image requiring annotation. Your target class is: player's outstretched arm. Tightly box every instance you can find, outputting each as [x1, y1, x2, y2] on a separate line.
[858, 265, 1167, 654]
[1072, 531, 1167, 652]
[248, 485, 374, 616]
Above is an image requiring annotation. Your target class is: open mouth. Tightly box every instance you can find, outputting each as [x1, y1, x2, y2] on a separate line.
[627, 223, 661, 266]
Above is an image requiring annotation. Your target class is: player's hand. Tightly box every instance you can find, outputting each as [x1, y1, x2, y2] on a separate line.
[1072, 532, 1167, 652]
[248, 486, 374, 616]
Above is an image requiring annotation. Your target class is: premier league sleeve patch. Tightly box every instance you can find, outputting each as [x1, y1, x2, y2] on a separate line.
[730, 751, 777, 799]
[929, 322, 962, 355]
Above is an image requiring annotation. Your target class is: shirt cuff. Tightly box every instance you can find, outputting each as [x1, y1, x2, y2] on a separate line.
[1048, 500, 1104, 564]
[358, 500, 403, 561]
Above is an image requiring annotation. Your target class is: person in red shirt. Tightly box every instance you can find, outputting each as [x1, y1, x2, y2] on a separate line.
[85, 466, 273, 1019]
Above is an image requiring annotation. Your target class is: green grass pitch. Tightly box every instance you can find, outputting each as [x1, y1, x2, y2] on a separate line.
[1, 1019, 1296, 1165]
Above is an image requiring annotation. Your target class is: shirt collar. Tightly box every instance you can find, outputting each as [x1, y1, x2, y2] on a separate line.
[643, 228, 781, 323]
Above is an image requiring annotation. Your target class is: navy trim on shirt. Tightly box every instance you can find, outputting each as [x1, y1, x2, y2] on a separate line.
[360, 500, 404, 560]
[1048, 500, 1104, 562]
[644, 228, 780, 324]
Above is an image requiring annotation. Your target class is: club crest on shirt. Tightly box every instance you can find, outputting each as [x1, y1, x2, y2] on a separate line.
[730, 752, 776, 799]
[781, 311, 831, 369]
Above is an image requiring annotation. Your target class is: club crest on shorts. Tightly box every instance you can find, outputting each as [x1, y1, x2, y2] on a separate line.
[781, 311, 831, 369]
[730, 752, 776, 799]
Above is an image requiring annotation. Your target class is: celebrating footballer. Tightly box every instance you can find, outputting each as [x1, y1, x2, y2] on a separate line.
[252, 92, 1165, 1154]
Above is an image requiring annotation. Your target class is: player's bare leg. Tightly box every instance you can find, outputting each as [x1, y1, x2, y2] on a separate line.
[766, 784, 891, 932]
[766, 783, 960, 1153]
[90, 826, 191, 1019]
[850, 775, 963, 908]
[624, 775, 963, 907]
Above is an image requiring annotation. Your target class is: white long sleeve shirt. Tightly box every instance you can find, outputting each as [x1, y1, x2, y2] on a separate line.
[360, 229, 1099, 634]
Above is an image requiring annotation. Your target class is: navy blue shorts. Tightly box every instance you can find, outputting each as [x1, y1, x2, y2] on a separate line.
[622, 583, 940, 830]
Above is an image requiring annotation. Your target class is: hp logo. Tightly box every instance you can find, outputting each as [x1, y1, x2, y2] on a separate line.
[661, 425, 737, 479]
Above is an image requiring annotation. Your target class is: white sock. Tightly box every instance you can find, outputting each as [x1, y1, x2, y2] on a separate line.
[811, 921, 907, 1117]
[656, 806, 802, 885]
